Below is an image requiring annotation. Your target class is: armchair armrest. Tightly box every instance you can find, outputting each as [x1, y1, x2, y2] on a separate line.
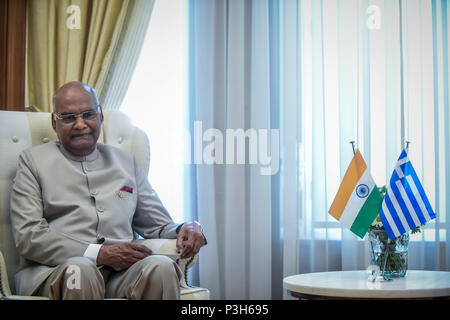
[0, 250, 11, 297]
[136, 239, 198, 288]
[0, 251, 49, 300]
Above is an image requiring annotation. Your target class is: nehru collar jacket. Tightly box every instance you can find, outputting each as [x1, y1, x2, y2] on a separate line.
[10, 141, 180, 296]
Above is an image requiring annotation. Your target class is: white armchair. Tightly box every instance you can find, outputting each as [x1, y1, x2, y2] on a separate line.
[0, 110, 209, 300]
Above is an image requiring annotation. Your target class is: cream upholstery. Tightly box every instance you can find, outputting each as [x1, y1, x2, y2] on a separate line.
[0, 110, 209, 300]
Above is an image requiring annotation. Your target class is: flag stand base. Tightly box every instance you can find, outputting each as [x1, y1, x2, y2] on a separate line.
[368, 275, 393, 282]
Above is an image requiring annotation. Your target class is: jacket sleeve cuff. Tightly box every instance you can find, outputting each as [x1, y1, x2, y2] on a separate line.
[83, 244, 102, 264]
[175, 223, 184, 234]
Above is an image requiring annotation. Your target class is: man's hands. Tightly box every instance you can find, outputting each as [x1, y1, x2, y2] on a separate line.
[97, 242, 152, 269]
[96, 222, 206, 268]
[176, 221, 206, 259]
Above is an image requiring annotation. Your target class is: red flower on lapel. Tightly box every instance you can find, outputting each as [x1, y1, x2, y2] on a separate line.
[120, 186, 133, 194]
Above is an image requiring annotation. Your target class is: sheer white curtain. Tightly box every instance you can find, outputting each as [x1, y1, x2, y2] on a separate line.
[188, 0, 450, 300]
[188, 0, 276, 299]
[298, 0, 449, 275]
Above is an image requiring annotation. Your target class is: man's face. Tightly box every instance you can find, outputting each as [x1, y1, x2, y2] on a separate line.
[52, 85, 103, 156]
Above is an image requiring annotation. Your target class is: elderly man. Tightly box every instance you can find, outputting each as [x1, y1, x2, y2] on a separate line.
[10, 81, 206, 299]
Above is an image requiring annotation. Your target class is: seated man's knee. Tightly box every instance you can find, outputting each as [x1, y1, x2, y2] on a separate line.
[132, 256, 181, 299]
[138, 255, 182, 284]
[63, 257, 98, 276]
[62, 257, 103, 293]
[153, 255, 173, 266]
[45, 257, 104, 299]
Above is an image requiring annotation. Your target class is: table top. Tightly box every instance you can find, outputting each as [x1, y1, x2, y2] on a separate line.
[283, 270, 450, 299]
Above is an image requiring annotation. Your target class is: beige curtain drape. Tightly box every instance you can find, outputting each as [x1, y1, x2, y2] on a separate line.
[99, 0, 155, 110]
[27, 0, 154, 112]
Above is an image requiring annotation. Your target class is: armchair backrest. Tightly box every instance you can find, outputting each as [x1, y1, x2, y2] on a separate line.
[0, 110, 150, 294]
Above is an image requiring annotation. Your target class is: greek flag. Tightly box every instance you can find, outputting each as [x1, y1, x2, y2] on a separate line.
[379, 149, 436, 239]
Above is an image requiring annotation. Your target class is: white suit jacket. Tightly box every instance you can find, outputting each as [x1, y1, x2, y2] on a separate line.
[10, 141, 180, 295]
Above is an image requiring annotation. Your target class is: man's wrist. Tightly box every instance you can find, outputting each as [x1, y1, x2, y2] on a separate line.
[176, 221, 207, 245]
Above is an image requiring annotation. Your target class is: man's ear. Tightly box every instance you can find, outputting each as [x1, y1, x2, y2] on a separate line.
[99, 106, 104, 123]
[51, 113, 57, 131]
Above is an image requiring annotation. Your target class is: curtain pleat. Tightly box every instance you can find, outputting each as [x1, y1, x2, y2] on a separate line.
[189, 0, 274, 299]
[27, 0, 153, 112]
[100, 0, 155, 110]
[190, 0, 449, 299]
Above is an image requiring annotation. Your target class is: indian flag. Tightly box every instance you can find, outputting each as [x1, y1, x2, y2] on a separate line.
[328, 149, 383, 238]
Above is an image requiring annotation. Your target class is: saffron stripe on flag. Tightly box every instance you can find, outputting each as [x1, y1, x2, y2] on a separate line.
[328, 150, 367, 220]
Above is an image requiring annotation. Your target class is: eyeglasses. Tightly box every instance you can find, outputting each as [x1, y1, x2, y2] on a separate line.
[53, 106, 101, 124]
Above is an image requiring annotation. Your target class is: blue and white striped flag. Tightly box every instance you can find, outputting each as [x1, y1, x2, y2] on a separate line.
[379, 149, 436, 239]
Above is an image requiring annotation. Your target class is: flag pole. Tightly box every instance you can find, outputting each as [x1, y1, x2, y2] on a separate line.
[350, 141, 356, 155]
[350, 142, 377, 281]
[380, 239, 392, 281]
[379, 142, 411, 281]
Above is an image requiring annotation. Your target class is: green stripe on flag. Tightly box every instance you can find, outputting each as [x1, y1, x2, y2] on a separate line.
[350, 186, 383, 238]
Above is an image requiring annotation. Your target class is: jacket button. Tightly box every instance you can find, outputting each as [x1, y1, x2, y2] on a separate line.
[42, 137, 49, 143]
[97, 235, 105, 244]
[12, 136, 19, 143]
